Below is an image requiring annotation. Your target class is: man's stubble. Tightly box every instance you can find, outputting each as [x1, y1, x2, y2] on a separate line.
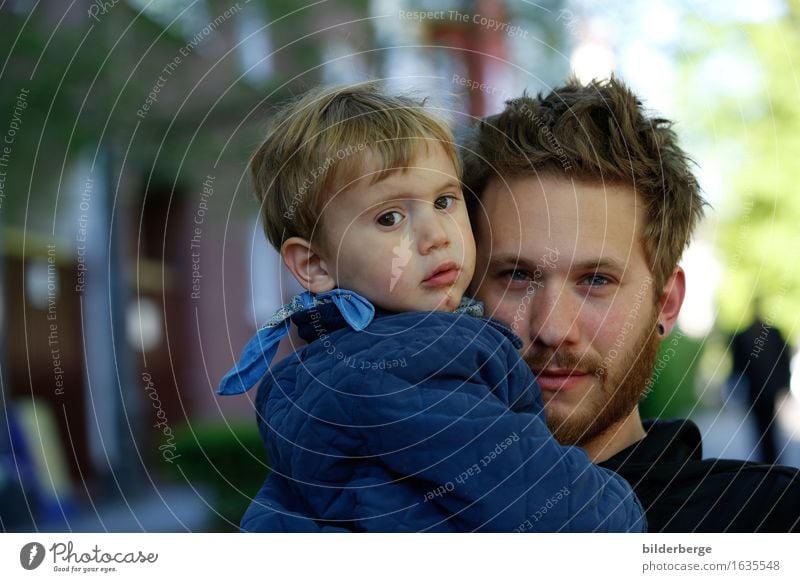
[525, 312, 661, 447]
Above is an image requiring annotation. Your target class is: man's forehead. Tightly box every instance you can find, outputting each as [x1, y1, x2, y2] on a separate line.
[486, 252, 629, 275]
[483, 174, 641, 212]
[477, 174, 646, 265]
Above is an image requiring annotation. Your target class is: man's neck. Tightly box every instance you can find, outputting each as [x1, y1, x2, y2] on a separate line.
[580, 409, 646, 463]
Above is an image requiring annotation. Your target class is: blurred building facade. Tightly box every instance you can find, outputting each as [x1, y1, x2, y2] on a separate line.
[0, 0, 572, 531]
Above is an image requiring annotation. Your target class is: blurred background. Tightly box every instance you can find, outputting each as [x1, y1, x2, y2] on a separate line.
[0, 0, 798, 532]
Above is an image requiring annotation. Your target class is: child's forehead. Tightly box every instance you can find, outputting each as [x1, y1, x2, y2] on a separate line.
[338, 140, 458, 189]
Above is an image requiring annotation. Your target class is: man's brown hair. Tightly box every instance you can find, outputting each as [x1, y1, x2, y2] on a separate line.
[462, 76, 706, 292]
[251, 82, 459, 250]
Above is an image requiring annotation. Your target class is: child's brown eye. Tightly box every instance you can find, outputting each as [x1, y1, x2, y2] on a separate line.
[377, 211, 403, 227]
[434, 195, 455, 210]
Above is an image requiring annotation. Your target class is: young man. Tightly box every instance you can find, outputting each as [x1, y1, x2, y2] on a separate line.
[463, 77, 800, 532]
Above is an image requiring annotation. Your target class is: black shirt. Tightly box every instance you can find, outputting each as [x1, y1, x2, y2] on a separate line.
[600, 419, 800, 532]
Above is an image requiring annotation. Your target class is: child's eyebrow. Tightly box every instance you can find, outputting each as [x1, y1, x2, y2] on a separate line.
[369, 179, 462, 206]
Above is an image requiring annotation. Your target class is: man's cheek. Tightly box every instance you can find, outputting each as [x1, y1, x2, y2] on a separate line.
[580, 307, 614, 340]
[492, 296, 523, 331]
[476, 288, 502, 316]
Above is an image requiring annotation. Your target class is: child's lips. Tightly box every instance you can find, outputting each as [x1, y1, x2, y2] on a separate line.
[422, 261, 459, 287]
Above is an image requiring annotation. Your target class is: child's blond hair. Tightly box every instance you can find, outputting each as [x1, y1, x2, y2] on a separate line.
[250, 82, 459, 250]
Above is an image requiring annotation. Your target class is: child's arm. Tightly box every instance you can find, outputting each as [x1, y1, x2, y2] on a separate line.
[252, 314, 645, 532]
[350, 335, 646, 532]
[241, 473, 349, 532]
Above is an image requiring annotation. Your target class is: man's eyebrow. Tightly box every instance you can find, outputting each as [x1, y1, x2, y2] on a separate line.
[487, 254, 551, 271]
[488, 254, 625, 272]
[572, 258, 625, 270]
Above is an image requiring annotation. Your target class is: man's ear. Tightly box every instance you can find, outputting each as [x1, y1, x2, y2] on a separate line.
[657, 266, 686, 336]
[281, 237, 336, 293]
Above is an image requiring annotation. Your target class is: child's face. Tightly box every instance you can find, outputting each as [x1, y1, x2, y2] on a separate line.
[318, 144, 475, 312]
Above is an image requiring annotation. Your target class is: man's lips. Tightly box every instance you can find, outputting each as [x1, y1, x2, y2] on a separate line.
[422, 261, 459, 287]
[533, 368, 592, 392]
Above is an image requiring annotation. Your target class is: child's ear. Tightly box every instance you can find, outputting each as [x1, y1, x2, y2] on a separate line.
[281, 237, 336, 293]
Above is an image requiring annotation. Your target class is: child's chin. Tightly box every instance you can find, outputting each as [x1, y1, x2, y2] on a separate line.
[432, 292, 460, 313]
[379, 289, 462, 313]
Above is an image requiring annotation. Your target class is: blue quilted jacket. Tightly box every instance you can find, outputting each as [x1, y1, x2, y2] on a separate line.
[226, 296, 646, 532]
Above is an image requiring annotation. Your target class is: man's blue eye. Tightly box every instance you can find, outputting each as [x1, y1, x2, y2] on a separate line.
[501, 269, 531, 281]
[582, 274, 610, 286]
[377, 211, 403, 227]
[434, 195, 455, 210]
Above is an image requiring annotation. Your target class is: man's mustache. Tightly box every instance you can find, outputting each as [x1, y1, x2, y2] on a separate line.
[522, 349, 604, 377]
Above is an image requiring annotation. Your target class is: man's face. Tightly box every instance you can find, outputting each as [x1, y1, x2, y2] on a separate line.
[472, 175, 661, 446]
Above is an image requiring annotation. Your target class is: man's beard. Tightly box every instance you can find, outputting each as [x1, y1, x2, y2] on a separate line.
[524, 313, 661, 446]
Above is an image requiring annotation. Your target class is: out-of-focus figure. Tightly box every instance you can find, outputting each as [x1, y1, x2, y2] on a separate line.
[731, 299, 793, 464]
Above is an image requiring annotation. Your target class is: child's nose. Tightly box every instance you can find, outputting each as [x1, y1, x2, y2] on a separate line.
[416, 212, 449, 254]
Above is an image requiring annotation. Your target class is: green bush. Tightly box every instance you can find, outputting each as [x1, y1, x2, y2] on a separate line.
[640, 328, 703, 419]
[165, 421, 269, 531]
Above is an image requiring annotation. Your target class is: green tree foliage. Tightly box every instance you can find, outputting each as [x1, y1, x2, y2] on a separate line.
[681, 1, 800, 336]
[1, 1, 375, 234]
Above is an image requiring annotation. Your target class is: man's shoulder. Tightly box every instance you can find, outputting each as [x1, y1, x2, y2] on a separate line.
[637, 458, 800, 532]
[603, 419, 800, 531]
[643, 456, 800, 492]
[613, 446, 800, 497]
[609, 427, 799, 531]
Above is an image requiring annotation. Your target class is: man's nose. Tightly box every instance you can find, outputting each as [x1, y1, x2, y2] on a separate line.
[416, 210, 449, 254]
[528, 284, 580, 348]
